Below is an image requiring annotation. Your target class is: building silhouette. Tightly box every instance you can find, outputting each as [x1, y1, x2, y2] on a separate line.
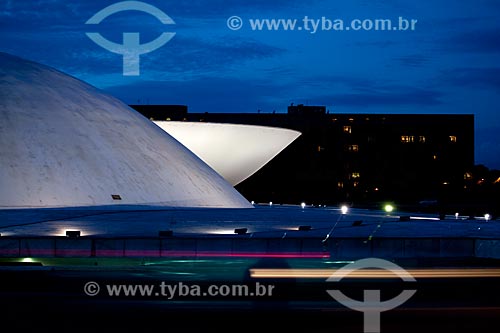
[130, 104, 475, 209]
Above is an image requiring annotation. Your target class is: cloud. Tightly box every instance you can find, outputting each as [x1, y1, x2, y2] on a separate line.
[444, 29, 500, 54]
[440, 67, 500, 91]
[320, 86, 443, 107]
[1, 31, 283, 85]
[476, 126, 500, 169]
[104, 76, 292, 113]
[0, 0, 97, 32]
[272, 73, 443, 108]
[0, 0, 317, 27]
[395, 54, 430, 68]
[145, 36, 284, 75]
[150, 0, 320, 18]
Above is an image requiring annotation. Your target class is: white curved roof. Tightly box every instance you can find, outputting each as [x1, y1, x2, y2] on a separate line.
[154, 121, 301, 185]
[0, 52, 252, 209]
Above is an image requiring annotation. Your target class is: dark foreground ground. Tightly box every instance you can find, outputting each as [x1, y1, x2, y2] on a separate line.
[1, 257, 499, 333]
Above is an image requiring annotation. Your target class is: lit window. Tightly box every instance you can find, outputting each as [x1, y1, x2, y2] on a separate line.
[351, 172, 360, 179]
[317, 146, 324, 152]
[433, 155, 438, 160]
[348, 118, 354, 122]
[449, 136, 457, 143]
[346, 144, 359, 152]
[401, 135, 414, 143]
[353, 181, 359, 187]
[343, 126, 352, 133]
[337, 182, 344, 189]
[464, 172, 473, 180]
[419, 136, 426, 143]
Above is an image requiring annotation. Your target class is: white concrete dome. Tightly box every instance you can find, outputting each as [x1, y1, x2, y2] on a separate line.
[0, 52, 252, 209]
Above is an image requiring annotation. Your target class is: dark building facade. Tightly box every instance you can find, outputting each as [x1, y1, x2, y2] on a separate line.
[130, 104, 475, 208]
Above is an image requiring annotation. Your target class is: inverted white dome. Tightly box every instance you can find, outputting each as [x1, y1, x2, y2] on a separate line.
[0, 52, 252, 209]
[154, 121, 301, 186]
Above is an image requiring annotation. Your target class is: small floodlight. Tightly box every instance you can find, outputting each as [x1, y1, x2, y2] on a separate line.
[341, 205, 349, 214]
[485, 214, 491, 221]
[384, 204, 394, 213]
[269, 201, 273, 206]
[455, 212, 459, 219]
[301, 202, 306, 209]
[251, 201, 255, 205]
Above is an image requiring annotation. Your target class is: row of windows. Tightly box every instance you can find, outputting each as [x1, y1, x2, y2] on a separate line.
[338, 173, 473, 190]
[401, 135, 457, 143]
[333, 117, 378, 122]
[401, 135, 426, 143]
[342, 126, 458, 144]
[339, 143, 459, 154]
[337, 181, 360, 188]
[346, 144, 359, 152]
[343, 139, 456, 153]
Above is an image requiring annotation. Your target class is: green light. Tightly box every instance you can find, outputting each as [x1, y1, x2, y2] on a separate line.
[384, 204, 394, 213]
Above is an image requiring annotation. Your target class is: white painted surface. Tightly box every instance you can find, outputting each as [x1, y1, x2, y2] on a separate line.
[0, 52, 252, 209]
[155, 122, 301, 185]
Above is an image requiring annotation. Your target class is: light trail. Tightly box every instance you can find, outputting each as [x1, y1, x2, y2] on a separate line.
[250, 268, 500, 279]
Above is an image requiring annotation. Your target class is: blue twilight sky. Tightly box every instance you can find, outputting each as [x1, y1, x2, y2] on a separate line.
[1, 0, 499, 169]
